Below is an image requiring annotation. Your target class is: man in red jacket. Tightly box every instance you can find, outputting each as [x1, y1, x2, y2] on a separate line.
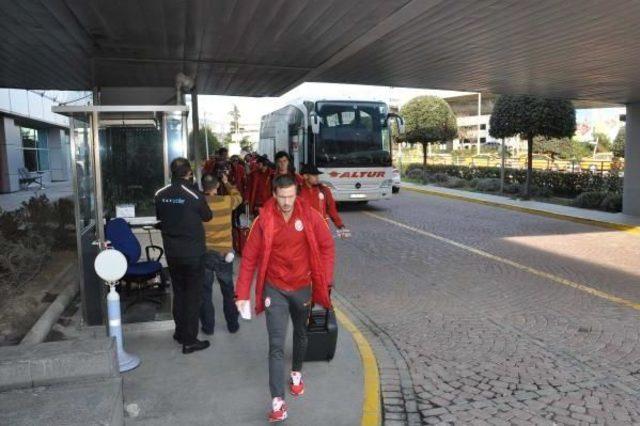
[247, 156, 274, 215]
[235, 174, 335, 423]
[299, 163, 350, 238]
[273, 151, 304, 187]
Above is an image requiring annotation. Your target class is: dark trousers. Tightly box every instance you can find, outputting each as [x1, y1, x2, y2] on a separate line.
[167, 255, 205, 345]
[200, 250, 239, 333]
[264, 284, 312, 399]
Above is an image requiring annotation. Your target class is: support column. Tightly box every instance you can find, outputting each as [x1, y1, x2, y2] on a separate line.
[623, 103, 640, 216]
[190, 85, 201, 182]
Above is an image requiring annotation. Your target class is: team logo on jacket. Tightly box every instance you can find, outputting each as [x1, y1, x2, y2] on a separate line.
[319, 192, 325, 201]
[265, 297, 271, 308]
[295, 219, 304, 232]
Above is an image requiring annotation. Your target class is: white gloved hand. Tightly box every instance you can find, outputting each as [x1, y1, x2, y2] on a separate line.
[225, 251, 235, 263]
[337, 228, 352, 239]
[236, 300, 252, 320]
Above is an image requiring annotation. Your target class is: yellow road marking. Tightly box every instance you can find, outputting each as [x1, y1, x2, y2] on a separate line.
[364, 211, 640, 312]
[404, 185, 640, 236]
[334, 305, 381, 426]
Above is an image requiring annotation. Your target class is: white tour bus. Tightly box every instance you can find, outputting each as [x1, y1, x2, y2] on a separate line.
[258, 99, 404, 202]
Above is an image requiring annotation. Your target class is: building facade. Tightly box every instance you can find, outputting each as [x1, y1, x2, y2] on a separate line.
[0, 89, 84, 193]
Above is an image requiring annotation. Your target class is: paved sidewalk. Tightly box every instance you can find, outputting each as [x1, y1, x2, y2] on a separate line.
[119, 288, 364, 426]
[0, 181, 73, 211]
[402, 182, 640, 231]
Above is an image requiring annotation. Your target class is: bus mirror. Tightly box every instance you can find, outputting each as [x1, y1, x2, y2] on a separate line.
[387, 113, 405, 138]
[310, 113, 321, 135]
[398, 117, 405, 136]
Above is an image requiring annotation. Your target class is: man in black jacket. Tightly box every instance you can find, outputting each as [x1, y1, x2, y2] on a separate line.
[155, 157, 213, 354]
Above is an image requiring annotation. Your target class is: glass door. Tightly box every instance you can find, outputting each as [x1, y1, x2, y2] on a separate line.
[70, 114, 104, 326]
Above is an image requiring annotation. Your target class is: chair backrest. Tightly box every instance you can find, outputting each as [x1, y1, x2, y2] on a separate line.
[18, 168, 29, 178]
[105, 218, 141, 265]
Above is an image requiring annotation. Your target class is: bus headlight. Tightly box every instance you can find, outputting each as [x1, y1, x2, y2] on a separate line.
[380, 179, 393, 188]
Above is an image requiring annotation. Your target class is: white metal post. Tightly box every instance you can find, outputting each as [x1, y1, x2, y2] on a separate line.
[204, 111, 209, 160]
[500, 138, 506, 193]
[477, 93, 482, 155]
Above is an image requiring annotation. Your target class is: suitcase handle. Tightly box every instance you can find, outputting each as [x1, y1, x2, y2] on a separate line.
[308, 304, 332, 328]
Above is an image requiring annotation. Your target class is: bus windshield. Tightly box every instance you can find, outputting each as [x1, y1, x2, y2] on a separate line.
[315, 102, 391, 167]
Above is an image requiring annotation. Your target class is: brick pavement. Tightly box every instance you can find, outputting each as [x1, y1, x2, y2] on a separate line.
[335, 193, 640, 425]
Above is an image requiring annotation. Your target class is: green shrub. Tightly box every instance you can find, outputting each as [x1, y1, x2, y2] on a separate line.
[0, 209, 23, 240]
[522, 185, 551, 198]
[0, 232, 49, 295]
[401, 163, 623, 198]
[51, 198, 76, 250]
[572, 191, 607, 209]
[21, 195, 54, 247]
[0, 195, 76, 293]
[406, 169, 424, 180]
[475, 178, 502, 192]
[600, 193, 623, 212]
[432, 173, 450, 183]
[504, 183, 521, 194]
[441, 177, 466, 188]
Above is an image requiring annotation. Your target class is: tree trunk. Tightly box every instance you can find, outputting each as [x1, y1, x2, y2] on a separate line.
[422, 143, 428, 183]
[525, 135, 533, 199]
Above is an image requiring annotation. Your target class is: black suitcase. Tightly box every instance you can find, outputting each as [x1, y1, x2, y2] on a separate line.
[304, 305, 338, 362]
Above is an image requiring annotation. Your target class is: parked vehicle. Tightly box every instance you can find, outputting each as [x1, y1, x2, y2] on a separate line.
[259, 99, 404, 202]
[392, 168, 401, 193]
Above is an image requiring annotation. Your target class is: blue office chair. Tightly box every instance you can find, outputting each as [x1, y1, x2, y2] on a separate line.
[105, 218, 167, 308]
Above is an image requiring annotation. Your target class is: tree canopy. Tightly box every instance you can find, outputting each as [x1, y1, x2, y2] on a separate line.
[612, 126, 626, 157]
[402, 96, 458, 144]
[189, 126, 221, 160]
[400, 96, 457, 168]
[533, 137, 590, 160]
[489, 95, 576, 141]
[489, 95, 576, 197]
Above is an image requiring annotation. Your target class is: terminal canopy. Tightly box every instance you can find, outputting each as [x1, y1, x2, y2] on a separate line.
[1, 0, 640, 102]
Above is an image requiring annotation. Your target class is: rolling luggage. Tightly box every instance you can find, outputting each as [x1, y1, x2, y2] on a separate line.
[304, 304, 338, 362]
[233, 204, 251, 256]
[233, 226, 250, 256]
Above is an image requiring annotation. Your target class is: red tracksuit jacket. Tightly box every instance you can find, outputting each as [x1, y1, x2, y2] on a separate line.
[235, 197, 335, 314]
[247, 168, 273, 212]
[299, 183, 344, 229]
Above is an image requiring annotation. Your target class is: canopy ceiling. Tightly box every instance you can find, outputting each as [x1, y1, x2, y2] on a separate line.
[0, 0, 638, 103]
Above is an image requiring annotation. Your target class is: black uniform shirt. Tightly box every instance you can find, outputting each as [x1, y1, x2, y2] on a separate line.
[154, 178, 213, 259]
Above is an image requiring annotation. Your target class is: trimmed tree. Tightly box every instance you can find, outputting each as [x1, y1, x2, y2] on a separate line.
[189, 126, 221, 160]
[612, 126, 626, 157]
[489, 95, 576, 198]
[400, 96, 457, 173]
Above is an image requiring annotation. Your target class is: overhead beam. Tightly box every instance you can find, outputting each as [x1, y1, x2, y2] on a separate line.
[275, 0, 444, 95]
[93, 56, 313, 72]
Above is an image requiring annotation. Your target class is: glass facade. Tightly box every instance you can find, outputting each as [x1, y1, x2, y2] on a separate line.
[71, 117, 95, 231]
[20, 127, 49, 172]
[100, 125, 164, 218]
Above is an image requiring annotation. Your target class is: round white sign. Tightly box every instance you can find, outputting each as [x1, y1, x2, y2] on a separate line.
[94, 249, 128, 283]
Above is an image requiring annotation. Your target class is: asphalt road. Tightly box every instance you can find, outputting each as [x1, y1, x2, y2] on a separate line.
[334, 189, 640, 425]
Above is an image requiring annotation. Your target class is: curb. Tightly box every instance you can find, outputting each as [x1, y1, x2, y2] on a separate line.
[334, 302, 382, 426]
[21, 263, 78, 345]
[404, 185, 640, 235]
[334, 293, 422, 425]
